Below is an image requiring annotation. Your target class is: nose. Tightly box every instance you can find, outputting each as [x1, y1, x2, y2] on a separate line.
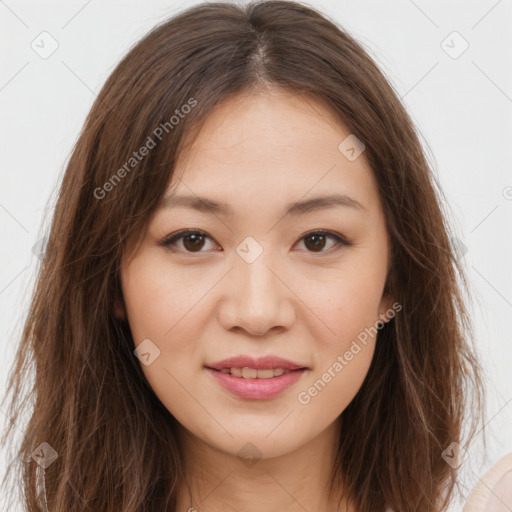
[218, 253, 296, 337]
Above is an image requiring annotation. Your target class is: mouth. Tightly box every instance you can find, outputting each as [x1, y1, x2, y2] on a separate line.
[206, 355, 308, 373]
[206, 366, 302, 378]
[204, 358, 308, 400]
[204, 355, 309, 400]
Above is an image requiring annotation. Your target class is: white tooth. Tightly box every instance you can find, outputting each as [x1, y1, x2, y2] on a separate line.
[228, 367, 289, 378]
[242, 367, 258, 379]
[257, 368, 275, 379]
[219, 369, 230, 374]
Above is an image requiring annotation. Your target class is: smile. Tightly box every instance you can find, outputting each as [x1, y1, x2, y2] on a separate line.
[205, 367, 306, 400]
[216, 367, 290, 378]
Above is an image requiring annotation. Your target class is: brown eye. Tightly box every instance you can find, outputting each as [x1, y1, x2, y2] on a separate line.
[160, 230, 217, 253]
[182, 233, 206, 252]
[304, 232, 327, 252]
[298, 230, 350, 253]
[160, 229, 350, 255]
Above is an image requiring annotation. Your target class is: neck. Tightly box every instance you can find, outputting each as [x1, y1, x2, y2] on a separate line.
[174, 417, 353, 512]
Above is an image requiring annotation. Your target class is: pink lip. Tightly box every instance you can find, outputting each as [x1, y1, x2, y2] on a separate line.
[206, 355, 307, 371]
[205, 367, 306, 400]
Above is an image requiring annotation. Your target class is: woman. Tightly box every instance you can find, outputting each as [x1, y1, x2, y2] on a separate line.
[0, 1, 496, 510]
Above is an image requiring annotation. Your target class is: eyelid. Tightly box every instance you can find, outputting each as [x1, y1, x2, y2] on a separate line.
[159, 228, 352, 254]
[159, 229, 219, 253]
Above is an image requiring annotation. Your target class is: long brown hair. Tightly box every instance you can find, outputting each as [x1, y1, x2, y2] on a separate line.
[1, 1, 486, 510]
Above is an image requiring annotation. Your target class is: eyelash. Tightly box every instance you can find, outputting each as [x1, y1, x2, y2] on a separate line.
[159, 229, 352, 255]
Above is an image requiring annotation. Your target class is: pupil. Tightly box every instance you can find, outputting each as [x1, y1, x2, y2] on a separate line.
[306, 233, 325, 251]
[184, 234, 204, 252]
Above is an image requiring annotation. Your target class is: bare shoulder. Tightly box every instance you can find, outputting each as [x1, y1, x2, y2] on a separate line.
[463, 451, 512, 511]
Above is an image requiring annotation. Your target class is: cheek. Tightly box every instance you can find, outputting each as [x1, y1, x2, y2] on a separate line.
[298, 344, 375, 425]
[121, 254, 211, 423]
[296, 283, 378, 416]
[121, 252, 210, 343]
[293, 261, 385, 352]
[289, 253, 385, 413]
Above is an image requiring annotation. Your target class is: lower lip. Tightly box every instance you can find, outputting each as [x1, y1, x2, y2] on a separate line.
[205, 368, 306, 400]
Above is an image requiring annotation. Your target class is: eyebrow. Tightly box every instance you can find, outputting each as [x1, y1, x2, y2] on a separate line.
[158, 192, 366, 217]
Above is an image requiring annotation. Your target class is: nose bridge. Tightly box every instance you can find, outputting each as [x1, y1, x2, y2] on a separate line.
[239, 251, 277, 303]
[221, 238, 294, 335]
[235, 234, 278, 295]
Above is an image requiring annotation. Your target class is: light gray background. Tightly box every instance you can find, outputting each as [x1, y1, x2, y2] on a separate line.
[1, 1, 511, 509]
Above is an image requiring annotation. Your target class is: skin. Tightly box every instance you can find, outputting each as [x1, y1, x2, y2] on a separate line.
[117, 86, 394, 512]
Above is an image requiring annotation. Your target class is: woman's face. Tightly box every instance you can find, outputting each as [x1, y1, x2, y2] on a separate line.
[119, 87, 393, 460]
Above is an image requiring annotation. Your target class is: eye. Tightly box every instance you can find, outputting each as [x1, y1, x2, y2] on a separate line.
[160, 229, 218, 253]
[159, 229, 351, 254]
[295, 230, 351, 253]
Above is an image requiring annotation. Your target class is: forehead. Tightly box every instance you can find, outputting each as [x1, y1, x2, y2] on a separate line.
[166, 87, 380, 216]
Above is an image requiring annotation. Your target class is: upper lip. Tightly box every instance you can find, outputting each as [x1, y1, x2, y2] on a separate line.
[206, 355, 307, 371]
